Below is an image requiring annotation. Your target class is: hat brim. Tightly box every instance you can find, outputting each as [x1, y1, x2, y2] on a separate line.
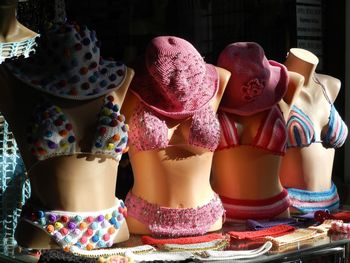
[6, 57, 128, 101]
[220, 60, 288, 116]
[131, 60, 219, 119]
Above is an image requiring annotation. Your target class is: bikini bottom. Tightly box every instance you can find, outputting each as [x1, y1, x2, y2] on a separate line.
[20, 198, 127, 252]
[220, 188, 291, 221]
[287, 182, 339, 214]
[125, 191, 224, 237]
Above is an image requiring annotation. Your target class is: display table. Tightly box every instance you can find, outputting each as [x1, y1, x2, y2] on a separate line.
[1, 225, 349, 263]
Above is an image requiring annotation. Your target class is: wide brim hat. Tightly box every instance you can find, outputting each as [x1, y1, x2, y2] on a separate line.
[218, 42, 288, 116]
[131, 36, 218, 119]
[5, 22, 127, 100]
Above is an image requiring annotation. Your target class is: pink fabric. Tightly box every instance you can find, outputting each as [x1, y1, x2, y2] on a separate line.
[217, 105, 287, 155]
[217, 42, 288, 116]
[331, 221, 350, 234]
[125, 192, 224, 237]
[129, 104, 220, 151]
[131, 36, 218, 119]
[220, 189, 291, 221]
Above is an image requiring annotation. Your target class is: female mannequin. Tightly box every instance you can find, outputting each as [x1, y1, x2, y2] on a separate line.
[122, 36, 230, 236]
[0, 0, 38, 63]
[0, 22, 133, 252]
[212, 42, 304, 221]
[279, 48, 348, 214]
[0, 0, 37, 245]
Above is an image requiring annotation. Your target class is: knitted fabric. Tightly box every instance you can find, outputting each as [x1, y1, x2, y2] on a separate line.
[0, 114, 30, 245]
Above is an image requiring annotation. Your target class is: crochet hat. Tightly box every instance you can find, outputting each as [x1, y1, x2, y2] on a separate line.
[6, 22, 127, 100]
[131, 36, 219, 119]
[217, 42, 288, 116]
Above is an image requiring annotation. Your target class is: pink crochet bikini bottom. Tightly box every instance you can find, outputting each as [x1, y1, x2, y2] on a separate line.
[125, 192, 225, 237]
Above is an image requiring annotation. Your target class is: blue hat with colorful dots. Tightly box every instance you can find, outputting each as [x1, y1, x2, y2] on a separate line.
[6, 22, 127, 100]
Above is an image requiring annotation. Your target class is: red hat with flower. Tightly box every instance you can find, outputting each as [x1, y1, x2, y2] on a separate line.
[217, 42, 288, 115]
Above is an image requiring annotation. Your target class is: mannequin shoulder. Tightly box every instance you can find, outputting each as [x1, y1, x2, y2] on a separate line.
[120, 88, 140, 122]
[288, 71, 305, 86]
[285, 71, 304, 101]
[278, 71, 304, 120]
[125, 67, 135, 80]
[315, 73, 341, 102]
[215, 66, 231, 97]
[216, 66, 231, 85]
[18, 23, 38, 41]
[114, 66, 135, 105]
[212, 66, 231, 111]
[120, 66, 135, 88]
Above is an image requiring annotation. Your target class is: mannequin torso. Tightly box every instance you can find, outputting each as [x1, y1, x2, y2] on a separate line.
[280, 48, 342, 192]
[0, 65, 134, 249]
[212, 71, 304, 220]
[122, 67, 230, 235]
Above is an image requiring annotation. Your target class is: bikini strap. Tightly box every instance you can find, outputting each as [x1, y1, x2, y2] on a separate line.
[312, 74, 332, 104]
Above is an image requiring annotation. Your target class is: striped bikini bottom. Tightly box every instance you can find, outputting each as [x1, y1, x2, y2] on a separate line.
[287, 182, 340, 214]
[220, 189, 291, 221]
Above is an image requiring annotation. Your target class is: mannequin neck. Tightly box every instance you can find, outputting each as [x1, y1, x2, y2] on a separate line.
[0, 4, 19, 42]
[284, 48, 318, 86]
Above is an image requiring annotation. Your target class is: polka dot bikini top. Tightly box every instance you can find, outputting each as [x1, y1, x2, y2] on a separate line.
[27, 95, 128, 162]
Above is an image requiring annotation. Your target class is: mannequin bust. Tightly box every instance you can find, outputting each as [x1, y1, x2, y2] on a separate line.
[279, 48, 348, 214]
[211, 42, 304, 221]
[122, 36, 230, 236]
[0, 0, 38, 63]
[0, 22, 133, 252]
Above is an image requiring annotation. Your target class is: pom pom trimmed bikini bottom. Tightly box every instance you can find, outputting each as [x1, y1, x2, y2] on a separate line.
[20, 199, 127, 252]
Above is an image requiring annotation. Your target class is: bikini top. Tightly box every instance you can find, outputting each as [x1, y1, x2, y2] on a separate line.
[287, 105, 348, 148]
[128, 103, 220, 152]
[217, 105, 287, 155]
[4, 23, 129, 163]
[27, 95, 128, 162]
[287, 77, 348, 148]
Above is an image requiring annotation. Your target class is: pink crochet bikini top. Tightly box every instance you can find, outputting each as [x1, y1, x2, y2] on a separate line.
[128, 104, 220, 152]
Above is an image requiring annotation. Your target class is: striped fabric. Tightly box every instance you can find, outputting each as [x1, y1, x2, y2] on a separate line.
[324, 105, 348, 148]
[287, 183, 340, 214]
[287, 105, 347, 148]
[287, 105, 315, 147]
[217, 106, 287, 155]
[220, 189, 291, 221]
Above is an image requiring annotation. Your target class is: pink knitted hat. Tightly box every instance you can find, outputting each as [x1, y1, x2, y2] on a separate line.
[217, 42, 288, 116]
[131, 36, 219, 119]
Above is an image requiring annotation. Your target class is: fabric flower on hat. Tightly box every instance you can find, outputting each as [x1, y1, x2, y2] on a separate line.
[241, 78, 265, 102]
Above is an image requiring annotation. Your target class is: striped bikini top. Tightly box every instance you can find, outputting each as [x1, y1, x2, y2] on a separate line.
[287, 105, 348, 148]
[217, 106, 287, 155]
[287, 77, 348, 148]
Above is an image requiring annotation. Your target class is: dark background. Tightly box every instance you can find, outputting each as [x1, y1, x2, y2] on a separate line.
[18, 0, 348, 202]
